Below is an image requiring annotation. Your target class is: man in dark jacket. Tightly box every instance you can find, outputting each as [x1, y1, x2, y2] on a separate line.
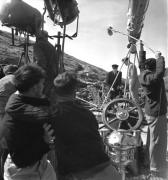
[33, 30, 59, 104]
[106, 64, 122, 100]
[0, 64, 56, 180]
[52, 72, 121, 180]
[139, 53, 167, 179]
[33, 30, 60, 171]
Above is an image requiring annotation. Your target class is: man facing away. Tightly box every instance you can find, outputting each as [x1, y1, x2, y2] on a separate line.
[122, 57, 140, 104]
[0, 64, 56, 180]
[139, 53, 167, 179]
[106, 64, 122, 100]
[52, 71, 121, 180]
[0, 64, 18, 120]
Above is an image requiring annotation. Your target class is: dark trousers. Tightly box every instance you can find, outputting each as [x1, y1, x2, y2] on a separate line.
[0, 149, 8, 180]
[146, 114, 167, 175]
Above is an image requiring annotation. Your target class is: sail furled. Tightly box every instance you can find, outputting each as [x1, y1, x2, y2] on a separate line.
[127, 0, 150, 44]
[44, 0, 79, 26]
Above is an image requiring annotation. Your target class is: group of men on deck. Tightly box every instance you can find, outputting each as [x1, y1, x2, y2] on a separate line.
[0, 28, 167, 180]
[0, 30, 122, 180]
[106, 49, 167, 179]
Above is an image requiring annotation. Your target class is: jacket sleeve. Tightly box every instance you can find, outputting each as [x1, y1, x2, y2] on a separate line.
[0, 113, 13, 141]
[5, 105, 50, 125]
[0, 121, 6, 141]
[106, 72, 111, 85]
[118, 71, 122, 85]
[21, 106, 49, 124]
[33, 42, 47, 70]
[141, 57, 165, 85]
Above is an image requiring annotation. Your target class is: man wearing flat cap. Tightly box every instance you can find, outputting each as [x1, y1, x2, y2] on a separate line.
[106, 64, 122, 100]
[139, 49, 167, 179]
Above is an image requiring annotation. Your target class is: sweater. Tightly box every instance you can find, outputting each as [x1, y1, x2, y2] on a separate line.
[2, 94, 50, 168]
[51, 100, 109, 175]
[139, 57, 167, 117]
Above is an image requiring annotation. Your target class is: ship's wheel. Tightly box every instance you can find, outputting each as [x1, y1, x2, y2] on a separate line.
[102, 98, 143, 132]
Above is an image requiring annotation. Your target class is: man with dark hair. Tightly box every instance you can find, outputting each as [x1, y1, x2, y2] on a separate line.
[52, 71, 121, 180]
[0, 64, 56, 180]
[13, 63, 45, 94]
[139, 52, 167, 179]
[106, 64, 122, 100]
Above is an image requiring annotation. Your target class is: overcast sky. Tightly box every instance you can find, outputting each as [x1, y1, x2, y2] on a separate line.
[0, 0, 167, 77]
[66, 0, 167, 74]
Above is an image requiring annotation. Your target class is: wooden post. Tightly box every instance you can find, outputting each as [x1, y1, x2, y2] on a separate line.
[11, 28, 14, 46]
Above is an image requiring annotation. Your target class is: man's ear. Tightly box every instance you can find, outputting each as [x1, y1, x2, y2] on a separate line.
[31, 83, 38, 92]
[144, 65, 148, 70]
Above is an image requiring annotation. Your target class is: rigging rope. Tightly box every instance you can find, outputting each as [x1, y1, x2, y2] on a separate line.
[108, 27, 156, 54]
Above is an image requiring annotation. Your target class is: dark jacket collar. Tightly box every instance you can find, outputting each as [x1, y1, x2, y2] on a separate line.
[18, 94, 50, 106]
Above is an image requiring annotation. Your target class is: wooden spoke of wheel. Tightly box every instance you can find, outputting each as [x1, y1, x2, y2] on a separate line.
[127, 121, 133, 129]
[128, 106, 137, 113]
[102, 98, 143, 132]
[129, 115, 139, 120]
[107, 117, 122, 130]
[107, 117, 118, 124]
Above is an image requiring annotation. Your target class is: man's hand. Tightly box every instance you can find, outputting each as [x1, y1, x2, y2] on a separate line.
[43, 123, 55, 145]
[155, 51, 162, 59]
[0, 138, 7, 149]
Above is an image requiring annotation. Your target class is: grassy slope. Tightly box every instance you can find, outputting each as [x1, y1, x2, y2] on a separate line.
[0, 30, 107, 82]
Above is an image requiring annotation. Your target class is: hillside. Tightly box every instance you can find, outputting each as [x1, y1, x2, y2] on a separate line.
[0, 30, 168, 105]
[0, 30, 107, 82]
